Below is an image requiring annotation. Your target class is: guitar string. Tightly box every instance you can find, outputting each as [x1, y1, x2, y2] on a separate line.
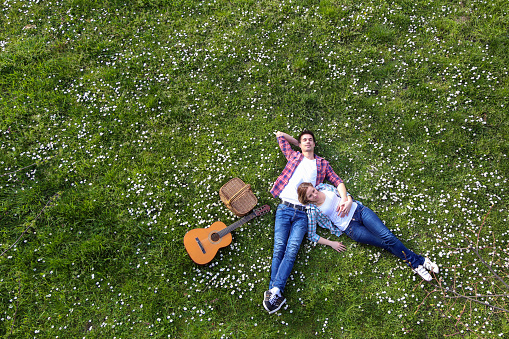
[203, 207, 269, 242]
[216, 207, 268, 238]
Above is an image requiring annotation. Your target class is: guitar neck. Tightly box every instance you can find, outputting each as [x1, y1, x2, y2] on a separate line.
[217, 212, 257, 238]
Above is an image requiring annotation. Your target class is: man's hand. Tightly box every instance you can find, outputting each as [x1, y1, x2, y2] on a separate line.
[330, 241, 347, 252]
[275, 131, 299, 147]
[337, 198, 353, 217]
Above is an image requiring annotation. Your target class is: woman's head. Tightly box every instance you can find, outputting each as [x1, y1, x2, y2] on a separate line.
[297, 182, 316, 205]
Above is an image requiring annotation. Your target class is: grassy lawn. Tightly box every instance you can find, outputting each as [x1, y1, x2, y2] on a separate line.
[1, 0, 508, 337]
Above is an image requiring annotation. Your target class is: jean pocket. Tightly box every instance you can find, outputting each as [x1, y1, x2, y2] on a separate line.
[346, 227, 353, 238]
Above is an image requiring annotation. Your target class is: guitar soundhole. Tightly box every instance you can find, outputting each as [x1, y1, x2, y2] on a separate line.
[210, 232, 220, 242]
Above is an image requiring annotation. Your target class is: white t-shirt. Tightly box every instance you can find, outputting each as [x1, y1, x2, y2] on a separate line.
[278, 157, 317, 205]
[318, 190, 357, 231]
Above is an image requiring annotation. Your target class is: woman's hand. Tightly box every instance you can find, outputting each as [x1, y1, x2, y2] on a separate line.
[337, 198, 353, 217]
[317, 237, 346, 253]
[330, 241, 346, 253]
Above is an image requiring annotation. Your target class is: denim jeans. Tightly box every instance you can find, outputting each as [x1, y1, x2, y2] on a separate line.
[269, 204, 308, 293]
[345, 203, 424, 268]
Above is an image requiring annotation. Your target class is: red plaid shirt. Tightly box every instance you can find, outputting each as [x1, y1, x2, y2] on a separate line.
[270, 136, 343, 198]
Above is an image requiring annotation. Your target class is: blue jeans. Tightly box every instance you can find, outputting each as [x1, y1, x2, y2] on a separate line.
[345, 203, 424, 268]
[269, 204, 308, 293]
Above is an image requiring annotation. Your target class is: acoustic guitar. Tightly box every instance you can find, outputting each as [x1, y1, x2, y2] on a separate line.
[184, 205, 270, 265]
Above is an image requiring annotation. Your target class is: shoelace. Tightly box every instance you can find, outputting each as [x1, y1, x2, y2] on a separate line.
[268, 293, 279, 305]
[424, 260, 438, 273]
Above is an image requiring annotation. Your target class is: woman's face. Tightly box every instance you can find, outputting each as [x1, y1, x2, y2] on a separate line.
[305, 186, 320, 203]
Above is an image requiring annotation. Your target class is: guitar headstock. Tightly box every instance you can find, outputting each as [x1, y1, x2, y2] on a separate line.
[254, 204, 271, 217]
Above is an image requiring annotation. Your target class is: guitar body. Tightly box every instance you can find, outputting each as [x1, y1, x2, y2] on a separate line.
[183, 221, 233, 265]
[184, 205, 270, 265]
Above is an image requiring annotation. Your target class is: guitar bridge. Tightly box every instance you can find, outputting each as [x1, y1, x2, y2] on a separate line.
[195, 237, 206, 254]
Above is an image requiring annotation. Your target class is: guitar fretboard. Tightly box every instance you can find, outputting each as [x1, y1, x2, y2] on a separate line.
[217, 212, 257, 238]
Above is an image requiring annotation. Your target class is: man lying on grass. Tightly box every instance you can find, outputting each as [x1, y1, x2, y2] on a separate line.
[264, 130, 346, 314]
[297, 182, 439, 281]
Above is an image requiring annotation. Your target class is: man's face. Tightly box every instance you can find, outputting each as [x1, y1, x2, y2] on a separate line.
[299, 134, 315, 152]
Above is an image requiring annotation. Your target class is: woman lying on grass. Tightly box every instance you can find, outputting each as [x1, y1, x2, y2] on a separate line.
[297, 182, 439, 281]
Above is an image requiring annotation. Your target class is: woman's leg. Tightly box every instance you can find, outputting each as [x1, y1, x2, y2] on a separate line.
[345, 206, 424, 268]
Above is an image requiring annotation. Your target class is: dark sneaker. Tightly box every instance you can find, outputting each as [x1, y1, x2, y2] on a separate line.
[263, 290, 272, 312]
[263, 292, 286, 314]
[263, 290, 271, 305]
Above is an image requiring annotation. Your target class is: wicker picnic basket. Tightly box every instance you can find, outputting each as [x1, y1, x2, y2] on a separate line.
[219, 178, 257, 217]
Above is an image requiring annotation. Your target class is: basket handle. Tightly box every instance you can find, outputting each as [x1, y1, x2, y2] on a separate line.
[226, 184, 251, 207]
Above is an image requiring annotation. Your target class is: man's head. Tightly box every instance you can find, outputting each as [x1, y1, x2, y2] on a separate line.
[298, 130, 316, 153]
[298, 130, 316, 144]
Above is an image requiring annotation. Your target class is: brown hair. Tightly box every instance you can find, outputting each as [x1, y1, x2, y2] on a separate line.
[297, 182, 315, 205]
[298, 130, 316, 144]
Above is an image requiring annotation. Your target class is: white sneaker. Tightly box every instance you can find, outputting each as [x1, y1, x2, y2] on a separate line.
[423, 257, 439, 273]
[414, 265, 432, 281]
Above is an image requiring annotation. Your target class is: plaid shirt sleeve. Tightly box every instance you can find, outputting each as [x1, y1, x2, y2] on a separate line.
[270, 136, 303, 198]
[316, 183, 336, 193]
[324, 162, 343, 187]
[306, 205, 321, 243]
[306, 204, 337, 243]
[315, 156, 343, 187]
[317, 182, 352, 199]
[278, 135, 295, 160]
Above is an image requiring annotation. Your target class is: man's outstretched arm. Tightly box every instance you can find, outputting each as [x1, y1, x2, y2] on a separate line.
[336, 182, 353, 217]
[275, 131, 299, 147]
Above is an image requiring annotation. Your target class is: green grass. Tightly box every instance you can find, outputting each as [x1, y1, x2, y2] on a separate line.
[1, 0, 508, 337]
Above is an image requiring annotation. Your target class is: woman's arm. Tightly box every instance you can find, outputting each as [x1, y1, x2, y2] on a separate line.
[317, 237, 347, 253]
[275, 131, 299, 147]
[307, 205, 346, 254]
[306, 207, 322, 243]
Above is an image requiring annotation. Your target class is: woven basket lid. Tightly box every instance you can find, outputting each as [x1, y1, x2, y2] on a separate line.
[220, 178, 257, 216]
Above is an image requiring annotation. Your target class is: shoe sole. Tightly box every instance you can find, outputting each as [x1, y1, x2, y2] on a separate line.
[414, 271, 432, 281]
[263, 300, 271, 312]
[413, 266, 432, 281]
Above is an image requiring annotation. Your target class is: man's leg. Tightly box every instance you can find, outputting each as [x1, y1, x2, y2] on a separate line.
[265, 206, 307, 313]
[270, 207, 308, 293]
[269, 204, 292, 290]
